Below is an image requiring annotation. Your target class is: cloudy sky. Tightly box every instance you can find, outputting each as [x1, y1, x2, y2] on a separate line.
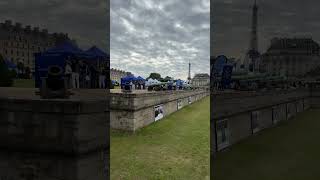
[212, 0, 320, 59]
[0, 0, 108, 50]
[110, 0, 210, 80]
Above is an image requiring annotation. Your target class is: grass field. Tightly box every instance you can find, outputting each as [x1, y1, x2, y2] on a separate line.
[214, 109, 320, 180]
[110, 97, 210, 180]
[13, 79, 34, 88]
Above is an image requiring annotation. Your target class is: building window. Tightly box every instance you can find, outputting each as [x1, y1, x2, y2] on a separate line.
[216, 119, 229, 151]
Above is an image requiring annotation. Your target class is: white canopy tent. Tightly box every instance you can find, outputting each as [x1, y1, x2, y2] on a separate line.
[145, 78, 162, 86]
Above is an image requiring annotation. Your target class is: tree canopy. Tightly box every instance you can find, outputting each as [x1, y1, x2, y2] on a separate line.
[147, 73, 162, 81]
[146, 73, 174, 82]
[0, 54, 14, 87]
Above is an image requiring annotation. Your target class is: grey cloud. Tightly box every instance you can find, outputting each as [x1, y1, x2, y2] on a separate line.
[111, 0, 210, 79]
[212, 0, 320, 58]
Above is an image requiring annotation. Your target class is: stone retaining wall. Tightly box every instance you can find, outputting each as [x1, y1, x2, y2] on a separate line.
[211, 87, 319, 153]
[110, 90, 209, 131]
[0, 97, 108, 180]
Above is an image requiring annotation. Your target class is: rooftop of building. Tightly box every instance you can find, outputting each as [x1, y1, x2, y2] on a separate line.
[265, 37, 320, 54]
[110, 68, 127, 73]
[0, 20, 69, 38]
[193, 73, 210, 79]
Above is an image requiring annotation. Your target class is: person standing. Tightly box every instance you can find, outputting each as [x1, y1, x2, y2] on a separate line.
[129, 81, 133, 91]
[71, 59, 80, 88]
[89, 64, 98, 88]
[64, 60, 72, 89]
[79, 60, 87, 88]
[99, 65, 106, 89]
[85, 72, 91, 88]
[84, 62, 91, 88]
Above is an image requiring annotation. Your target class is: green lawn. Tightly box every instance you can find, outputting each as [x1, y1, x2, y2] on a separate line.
[111, 97, 210, 180]
[13, 79, 34, 88]
[214, 109, 320, 180]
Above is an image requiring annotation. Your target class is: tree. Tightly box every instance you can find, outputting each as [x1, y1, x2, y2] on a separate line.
[0, 55, 14, 87]
[147, 73, 162, 81]
[162, 76, 173, 82]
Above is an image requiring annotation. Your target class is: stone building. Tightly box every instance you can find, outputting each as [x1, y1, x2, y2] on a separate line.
[260, 38, 320, 77]
[192, 73, 210, 87]
[0, 20, 70, 72]
[110, 68, 132, 83]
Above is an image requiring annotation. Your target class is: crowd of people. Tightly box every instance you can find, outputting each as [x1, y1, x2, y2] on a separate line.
[122, 81, 145, 91]
[64, 56, 108, 89]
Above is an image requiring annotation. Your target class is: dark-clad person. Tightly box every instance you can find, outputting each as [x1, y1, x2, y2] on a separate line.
[71, 59, 80, 88]
[89, 64, 98, 88]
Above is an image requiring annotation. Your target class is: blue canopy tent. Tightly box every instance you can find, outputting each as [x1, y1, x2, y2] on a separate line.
[175, 79, 184, 89]
[136, 76, 146, 89]
[85, 46, 109, 67]
[120, 75, 137, 87]
[214, 55, 228, 76]
[136, 76, 145, 82]
[85, 46, 109, 59]
[34, 41, 96, 88]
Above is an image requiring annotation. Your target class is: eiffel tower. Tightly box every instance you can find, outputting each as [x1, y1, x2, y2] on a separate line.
[187, 61, 191, 83]
[245, 0, 260, 73]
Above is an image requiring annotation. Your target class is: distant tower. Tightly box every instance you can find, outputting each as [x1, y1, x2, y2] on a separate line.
[245, 0, 260, 73]
[188, 61, 191, 81]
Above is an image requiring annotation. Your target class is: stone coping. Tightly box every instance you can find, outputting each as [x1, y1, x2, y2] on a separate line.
[0, 98, 107, 114]
[110, 90, 209, 111]
[211, 88, 313, 120]
[110, 89, 207, 97]
[211, 88, 309, 100]
[0, 87, 109, 101]
[212, 96, 307, 120]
